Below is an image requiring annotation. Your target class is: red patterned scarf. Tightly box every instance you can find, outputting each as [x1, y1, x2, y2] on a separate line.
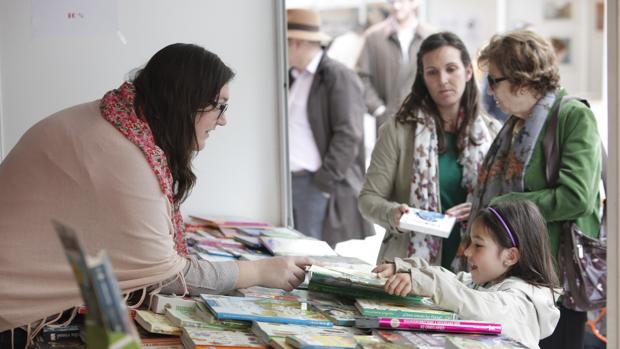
[99, 81, 188, 255]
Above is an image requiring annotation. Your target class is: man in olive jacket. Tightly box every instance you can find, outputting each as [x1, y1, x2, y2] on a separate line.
[287, 9, 374, 246]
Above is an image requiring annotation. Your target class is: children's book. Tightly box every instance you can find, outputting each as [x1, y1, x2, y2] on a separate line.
[193, 301, 250, 330]
[235, 286, 304, 302]
[398, 208, 456, 238]
[285, 334, 358, 349]
[201, 295, 333, 327]
[355, 299, 457, 320]
[234, 235, 264, 249]
[312, 303, 359, 327]
[376, 330, 525, 349]
[54, 221, 140, 349]
[355, 317, 502, 335]
[259, 237, 337, 256]
[181, 327, 267, 349]
[135, 310, 182, 336]
[261, 227, 307, 239]
[307, 266, 433, 306]
[250, 321, 363, 344]
[443, 335, 528, 349]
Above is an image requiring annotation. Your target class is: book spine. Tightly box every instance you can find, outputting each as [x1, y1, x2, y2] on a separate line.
[376, 318, 502, 334]
[41, 327, 82, 341]
[89, 257, 132, 333]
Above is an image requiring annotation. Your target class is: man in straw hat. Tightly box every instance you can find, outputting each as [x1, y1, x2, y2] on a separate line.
[286, 8, 373, 246]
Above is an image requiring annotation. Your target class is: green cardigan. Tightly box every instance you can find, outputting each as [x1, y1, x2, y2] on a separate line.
[491, 90, 602, 258]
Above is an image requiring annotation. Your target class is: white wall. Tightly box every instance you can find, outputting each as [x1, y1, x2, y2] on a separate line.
[0, 0, 287, 224]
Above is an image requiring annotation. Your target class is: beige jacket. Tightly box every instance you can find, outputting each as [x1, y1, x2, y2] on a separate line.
[356, 18, 435, 127]
[359, 115, 499, 264]
[0, 101, 191, 331]
[394, 257, 561, 349]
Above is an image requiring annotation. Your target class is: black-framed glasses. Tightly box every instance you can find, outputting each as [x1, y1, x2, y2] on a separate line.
[198, 101, 228, 120]
[487, 75, 508, 89]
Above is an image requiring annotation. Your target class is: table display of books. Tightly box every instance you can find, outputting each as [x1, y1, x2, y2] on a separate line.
[39, 217, 526, 349]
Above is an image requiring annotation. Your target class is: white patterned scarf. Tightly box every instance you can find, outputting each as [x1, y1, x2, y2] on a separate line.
[408, 112, 499, 264]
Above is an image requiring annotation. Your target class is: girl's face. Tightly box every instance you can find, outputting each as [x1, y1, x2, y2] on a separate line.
[464, 219, 519, 285]
[194, 83, 229, 150]
[422, 46, 472, 116]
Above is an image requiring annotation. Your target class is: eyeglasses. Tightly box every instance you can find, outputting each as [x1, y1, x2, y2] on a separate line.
[198, 101, 228, 120]
[487, 75, 508, 89]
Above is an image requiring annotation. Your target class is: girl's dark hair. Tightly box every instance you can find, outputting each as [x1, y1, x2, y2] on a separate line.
[395, 32, 480, 153]
[133, 43, 235, 204]
[475, 200, 559, 290]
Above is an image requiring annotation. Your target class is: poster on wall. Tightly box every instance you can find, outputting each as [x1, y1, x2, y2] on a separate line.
[31, 0, 117, 37]
[550, 37, 571, 65]
[543, 0, 572, 20]
[595, 2, 604, 31]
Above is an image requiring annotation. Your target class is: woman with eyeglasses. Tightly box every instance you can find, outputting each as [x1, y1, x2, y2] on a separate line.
[471, 30, 602, 349]
[0, 43, 312, 347]
[359, 32, 500, 270]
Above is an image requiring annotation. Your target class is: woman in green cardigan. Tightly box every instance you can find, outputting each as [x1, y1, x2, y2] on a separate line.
[358, 32, 500, 270]
[472, 30, 602, 349]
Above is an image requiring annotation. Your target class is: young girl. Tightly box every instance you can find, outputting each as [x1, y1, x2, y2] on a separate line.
[374, 200, 560, 349]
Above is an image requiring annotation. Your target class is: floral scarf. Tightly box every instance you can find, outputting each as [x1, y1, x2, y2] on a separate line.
[408, 111, 497, 264]
[99, 82, 188, 255]
[469, 91, 557, 223]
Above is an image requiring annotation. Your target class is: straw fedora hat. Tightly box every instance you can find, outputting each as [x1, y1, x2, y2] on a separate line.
[287, 9, 331, 43]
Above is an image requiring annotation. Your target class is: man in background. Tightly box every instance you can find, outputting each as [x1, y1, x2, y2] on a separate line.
[356, 0, 434, 131]
[287, 8, 373, 246]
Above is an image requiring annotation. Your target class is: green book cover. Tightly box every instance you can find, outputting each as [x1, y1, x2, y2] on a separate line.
[307, 281, 432, 306]
[355, 299, 458, 320]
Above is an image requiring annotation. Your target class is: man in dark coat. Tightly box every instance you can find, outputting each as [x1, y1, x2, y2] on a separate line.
[287, 8, 374, 246]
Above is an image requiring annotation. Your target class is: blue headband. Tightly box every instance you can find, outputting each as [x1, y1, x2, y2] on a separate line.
[488, 207, 517, 247]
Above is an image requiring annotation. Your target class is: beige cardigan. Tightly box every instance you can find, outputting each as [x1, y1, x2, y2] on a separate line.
[0, 101, 189, 331]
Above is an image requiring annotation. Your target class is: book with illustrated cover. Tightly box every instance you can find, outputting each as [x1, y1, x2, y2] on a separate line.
[443, 335, 527, 349]
[235, 286, 304, 302]
[312, 303, 359, 327]
[398, 208, 456, 238]
[54, 221, 140, 349]
[259, 237, 337, 256]
[355, 317, 501, 335]
[250, 321, 363, 344]
[135, 310, 182, 336]
[201, 295, 333, 327]
[285, 334, 358, 349]
[307, 266, 433, 306]
[375, 330, 524, 349]
[355, 299, 457, 320]
[194, 301, 250, 330]
[181, 327, 267, 349]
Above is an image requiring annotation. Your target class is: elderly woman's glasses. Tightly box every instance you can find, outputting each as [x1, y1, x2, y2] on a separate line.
[198, 101, 228, 120]
[487, 75, 508, 89]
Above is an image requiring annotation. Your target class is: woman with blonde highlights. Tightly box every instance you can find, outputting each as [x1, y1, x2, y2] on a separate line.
[470, 30, 602, 349]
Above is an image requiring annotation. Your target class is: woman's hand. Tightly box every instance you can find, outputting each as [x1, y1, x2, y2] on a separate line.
[445, 202, 471, 222]
[373, 263, 396, 278]
[384, 273, 412, 296]
[236, 256, 313, 291]
[392, 204, 410, 227]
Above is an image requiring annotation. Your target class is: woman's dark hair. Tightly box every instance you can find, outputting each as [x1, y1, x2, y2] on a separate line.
[133, 43, 235, 204]
[474, 200, 559, 291]
[395, 32, 480, 153]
